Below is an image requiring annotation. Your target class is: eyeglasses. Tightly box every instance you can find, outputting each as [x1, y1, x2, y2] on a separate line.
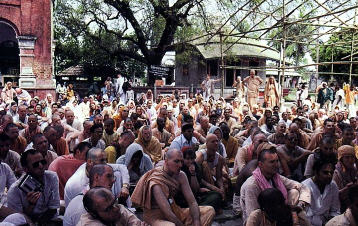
[32, 159, 47, 168]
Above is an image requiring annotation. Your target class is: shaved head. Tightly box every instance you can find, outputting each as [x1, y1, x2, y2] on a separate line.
[206, 133, 218, 143]
[165, 148, 182, 160]
[289, 123, 299, 133]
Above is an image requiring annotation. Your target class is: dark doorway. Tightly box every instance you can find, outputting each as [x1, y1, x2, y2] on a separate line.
[0, 22, 20, 86]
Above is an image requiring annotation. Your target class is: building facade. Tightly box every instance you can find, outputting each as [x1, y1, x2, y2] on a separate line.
[175, 37, 281, 98]
[0, 0, 55, 99]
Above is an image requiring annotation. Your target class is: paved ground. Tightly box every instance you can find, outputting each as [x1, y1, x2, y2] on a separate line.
[212, 209, 243, 226]
[135, 207, 243, 225]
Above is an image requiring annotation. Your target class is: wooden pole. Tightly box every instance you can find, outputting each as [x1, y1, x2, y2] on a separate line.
[220, 31, 224, 97]
[281, 0, 286, 102]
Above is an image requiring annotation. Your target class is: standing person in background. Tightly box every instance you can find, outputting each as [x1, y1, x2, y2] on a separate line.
[243, 69, 263, 111]
[201, 74, 221, 101]
[344, 84, 357, 117]
[297, 83, 308, 108]
[116, 74, 125, 104]
[333, 84, 345, 110]
[126, 83, 134, 104]
[264, 76, 280, 108]
[318, 82, 334, 111]
[233, 76, 245, 104]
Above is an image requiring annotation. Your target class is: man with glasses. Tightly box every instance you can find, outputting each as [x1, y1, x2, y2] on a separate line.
[83, 123, 106, 149]
[64, 148, 130, 208]
[7, 149, 60, 224]
[32, 133, 58, 169]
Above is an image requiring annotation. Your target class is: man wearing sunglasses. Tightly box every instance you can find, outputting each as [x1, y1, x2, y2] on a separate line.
[7, 149, 60, 224]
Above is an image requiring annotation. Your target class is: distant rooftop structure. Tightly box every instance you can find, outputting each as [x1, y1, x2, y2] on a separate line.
[190, 36, 281, 61]
[58, 65, 84, 77]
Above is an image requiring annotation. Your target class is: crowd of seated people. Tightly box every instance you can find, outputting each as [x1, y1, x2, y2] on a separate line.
[2, 87, 358, 226]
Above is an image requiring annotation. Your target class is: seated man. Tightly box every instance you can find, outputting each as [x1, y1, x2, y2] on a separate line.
[43, 125, 69, 156]
[117, 118, 134, 134]
[333, 145, 358, 211]
[64, 164, 116, 226]
[219, 122, 239, 166]
[0, 133, 22, 177]
[13, 104, 28, 130]
[7, 149, 60, 224]
[83, 123, 106, 149]
[4, 123, 27, 155]
[267, 121, 287, 145]
[307, 118, 337, 150]
[170, 123, 199, 151]
[32, 133, 58, 170]
[63, 110, 83, 132]
[78, 187, 147, 226]
[240, 147, 311, 221]
[116, 143, 153, 185]
[102, 118, 119, 147]
[277, 133, 312, 182]
[246, 188, 310, 226]
[19, 114, 42, 145]
[151, 107, 175, 136]
[196, 134, 226, 201]
[104, 130, 135, 163]
[302, 154, 340, 225]
[305, 135, 336, 178]
[195, 116, 210, 139]
[259, 116, 276, 136]
[131, 149, 215, 226]
[326, 184, 358, 226]
[135, 125, 162, 163]
[64, 148, 130, 207]
[152, 117, 173, 148]
[49, 141, 91, 200]
[233, 132, 267, 176]
[289, 121, 310, 149]
[0, 160, 16, 203]
[336, 126, 358, 157]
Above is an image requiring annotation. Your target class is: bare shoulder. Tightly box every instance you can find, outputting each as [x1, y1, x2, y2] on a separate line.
[177, 171, 188, 182]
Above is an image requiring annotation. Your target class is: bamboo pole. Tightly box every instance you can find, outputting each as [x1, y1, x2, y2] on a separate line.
[220, 61, 358, 70]
[220, 31, 224, 97]
[281, 0, 286, 102]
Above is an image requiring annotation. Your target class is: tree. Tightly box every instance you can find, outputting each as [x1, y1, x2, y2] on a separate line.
[311, 29, 358, 85]
[55, 0, 211, 85]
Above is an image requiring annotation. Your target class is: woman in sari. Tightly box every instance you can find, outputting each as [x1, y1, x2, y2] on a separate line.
[264, 76, 280, 108]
